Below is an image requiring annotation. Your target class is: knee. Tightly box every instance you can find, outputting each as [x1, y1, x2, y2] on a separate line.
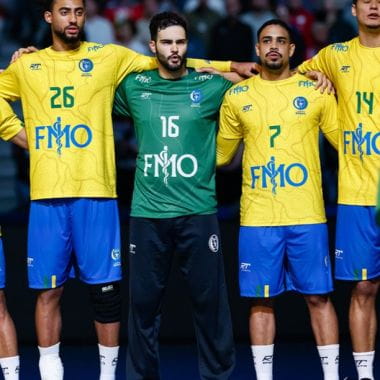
[352, 281, 379, 304]
[37, 287, 64, 307]
[250, 298, 274, 316]
[304, 294, 330, 309]
[89, 282, 121, 324]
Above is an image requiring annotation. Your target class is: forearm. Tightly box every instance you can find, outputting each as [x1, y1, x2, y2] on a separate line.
[9, 128, 28, 149]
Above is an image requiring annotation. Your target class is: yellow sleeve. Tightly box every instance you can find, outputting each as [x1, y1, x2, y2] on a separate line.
[298, 46, 333, 80]
[187, 58, 231, 72]
[216, 134, 241, 166]
[217, 95, 243, 166]
[0, 64, 21, 101]
[114, 45, 157, 86]
[0, 98, 23, 141]
[319, 93, 339, 150]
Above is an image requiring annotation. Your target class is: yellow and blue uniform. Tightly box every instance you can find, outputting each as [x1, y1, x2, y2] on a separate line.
[218, 73, 338, 297]
[299, 38, 380, 281]
[0, 42, 232, 289]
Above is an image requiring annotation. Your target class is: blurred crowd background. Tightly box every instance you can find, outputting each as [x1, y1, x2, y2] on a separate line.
[0, 0, 357, 219]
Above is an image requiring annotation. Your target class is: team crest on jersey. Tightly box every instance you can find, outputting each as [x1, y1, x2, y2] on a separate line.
[79, 59, 94, 72]
[79, 59, 94, 76]
[293, 96, 308, 114]
[208, 234, 219, 253]
[190, 89, 202, 107]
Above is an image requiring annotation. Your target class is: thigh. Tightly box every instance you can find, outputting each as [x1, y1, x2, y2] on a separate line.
[27, 200, 72, 289]
[286, 223, 333, 294]
[335, 205, 380, 281]
[239, 226, 286, 298]
[174, 214, 224, 289]
[71, 198, 122, 284]
[128, 217, 174, 303]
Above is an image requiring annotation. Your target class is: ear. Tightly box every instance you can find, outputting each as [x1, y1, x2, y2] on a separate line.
[44, 10, 52, 24]
[255, 43, 260, 58]
[351, 3, 357, 17]
[289, 43, 296, 58]
[149, 40, 156, 55]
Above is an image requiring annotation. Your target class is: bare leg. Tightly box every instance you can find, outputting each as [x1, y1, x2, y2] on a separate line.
[249, 298, 275, 345]
[36, 287, 64, 380]
[305, 295, 339, 380]
[249, 299, 275, 380]
[349, 279, 379, 352]
[94, 321, 119, 347]
[304, 295, 339, 345]
[35, 287, 63, 347]
[349, 279, 379, 379]
[0, 291, 17, 357]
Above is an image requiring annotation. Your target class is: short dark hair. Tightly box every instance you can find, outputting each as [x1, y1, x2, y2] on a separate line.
[257, 19, 294, 43]
[149, 12, 188, 41]
[43, 0, 86, 11]
[352, 0, 357, 4]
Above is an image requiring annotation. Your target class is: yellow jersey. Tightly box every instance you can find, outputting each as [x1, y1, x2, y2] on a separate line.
[218, 73, 338, 226]
[0, 42, 231, 200]
[299, 37, 380, 206]
[0, 98, 23, 141]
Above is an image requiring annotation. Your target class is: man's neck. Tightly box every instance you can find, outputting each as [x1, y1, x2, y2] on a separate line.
[51, 37, 81, 52]
[158, 66, 188, 80]
[358, 28, 380, 47]
[260, 67, 291, 81]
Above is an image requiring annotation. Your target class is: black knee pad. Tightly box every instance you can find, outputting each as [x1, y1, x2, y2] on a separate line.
[89, 281, 121, 323]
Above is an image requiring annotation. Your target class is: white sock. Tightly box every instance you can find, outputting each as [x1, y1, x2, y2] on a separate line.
[0, 355, 20, 380]
[317, 344, 339, 380]
[98, 344, 119, 380]
[38, 342, 63, 380]
[353, 351, 375, 380]
[251, 344, 273, 380]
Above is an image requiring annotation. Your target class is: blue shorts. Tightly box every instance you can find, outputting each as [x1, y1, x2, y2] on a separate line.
[335, 205, 380, 281]
[0, 239, 5, 288]
[27, 198, 122, 289]
[239, 224, 333, 297]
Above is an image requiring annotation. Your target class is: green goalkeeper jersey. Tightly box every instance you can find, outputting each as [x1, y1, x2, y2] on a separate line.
[114, 69, 232, 218]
